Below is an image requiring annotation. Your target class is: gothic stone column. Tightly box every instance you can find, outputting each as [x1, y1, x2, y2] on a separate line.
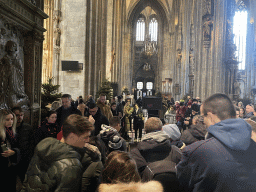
[24, 31, 45, 128]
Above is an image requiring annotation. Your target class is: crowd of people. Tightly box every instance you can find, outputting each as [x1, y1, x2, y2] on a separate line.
[0, 93, 256, 191]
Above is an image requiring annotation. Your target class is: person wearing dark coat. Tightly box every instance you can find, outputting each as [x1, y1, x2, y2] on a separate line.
[88, 102, 109, 136]
[133, 101, 144, 141]
[162, 124, 186, 150]
[99, 120, 127, 156]
[21, 114, 97, 192]
[110, 102, 118, 116]
[177, 93, 256, 191]
[34, 110, 60, 145]
[0, 109, 21, 192]
[130, 117, 183, 192]
[12, 107, 35, 183]
[56, 94, 82, 127]
[180, 115, 207, 146]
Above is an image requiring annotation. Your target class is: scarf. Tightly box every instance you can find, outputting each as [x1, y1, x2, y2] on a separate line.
[5, 126, 16, 142]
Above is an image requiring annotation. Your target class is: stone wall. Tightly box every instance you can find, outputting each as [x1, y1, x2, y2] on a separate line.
[58, 0, 87, 98]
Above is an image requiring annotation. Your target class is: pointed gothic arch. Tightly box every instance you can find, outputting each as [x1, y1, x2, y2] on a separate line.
[122, 0, 171, 96]
[127, 0, 170, 28]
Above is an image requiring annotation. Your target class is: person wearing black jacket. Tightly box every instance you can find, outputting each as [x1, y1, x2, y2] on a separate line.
[12, 107, 35, 183]
[34, 110, 60, 145]
[180, 115, 207, 146]
[0, 109, 20, 192]
[88, 102, 109, 136]
[130, 117, 183, 192]
[56, 94, 82, 127]
[133, 101, 144, 141]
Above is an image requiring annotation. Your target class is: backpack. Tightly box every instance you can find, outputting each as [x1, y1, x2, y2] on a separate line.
[141, 145, 178, 182]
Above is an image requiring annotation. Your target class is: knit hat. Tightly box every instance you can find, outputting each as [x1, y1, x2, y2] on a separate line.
[162, 124, 181, 141]
[108, 135, 122, 150]
[100, 124, 124, 151]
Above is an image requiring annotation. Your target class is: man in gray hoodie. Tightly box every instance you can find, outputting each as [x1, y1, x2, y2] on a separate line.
[177, 93, 256, 191]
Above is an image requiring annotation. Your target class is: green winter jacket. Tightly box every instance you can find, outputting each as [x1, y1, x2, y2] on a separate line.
[21, 137, 102, 192]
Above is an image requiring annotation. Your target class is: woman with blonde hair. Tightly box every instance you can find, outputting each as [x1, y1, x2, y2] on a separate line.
[0, 109, 20, 191]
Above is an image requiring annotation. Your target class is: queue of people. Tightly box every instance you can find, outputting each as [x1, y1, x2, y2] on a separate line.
[1, 93, 256, 191]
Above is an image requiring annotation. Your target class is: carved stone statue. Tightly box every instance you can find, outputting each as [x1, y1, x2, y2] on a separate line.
[234, 81, 241, 95]
[54, 28, 61, 46]
[203, 17, 213, 41]
[177, 49, 182, 63]
[0, 41, 29, 109]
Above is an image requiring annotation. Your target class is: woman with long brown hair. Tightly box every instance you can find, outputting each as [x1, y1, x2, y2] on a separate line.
[99, 151, 163, 192]
[102, 151, 140, 184]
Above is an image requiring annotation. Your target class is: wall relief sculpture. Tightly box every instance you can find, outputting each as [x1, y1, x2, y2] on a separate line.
[203, 16, 213, 41]
[0, 40, 29, 109]
[203, 0, 213, 16]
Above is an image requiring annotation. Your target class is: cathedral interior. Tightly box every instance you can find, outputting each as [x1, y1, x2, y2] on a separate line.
[0, 0, 256, 126]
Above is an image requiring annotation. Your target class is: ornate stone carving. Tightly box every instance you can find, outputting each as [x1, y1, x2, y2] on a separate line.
[54, 46, 61, 54]
[143, 62, 151, 71]
[177, 49, 182, 65]
[189, 48, 195, 75]
[203, 0, 212, 16]
[54, 28, 61, 46]
[203, 16, 213, 41]
[0, 40, 29, 109]
[234, 80, 241, 95]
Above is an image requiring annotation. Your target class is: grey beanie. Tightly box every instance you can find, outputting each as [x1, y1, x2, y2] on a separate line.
[162, 124, 181, 141]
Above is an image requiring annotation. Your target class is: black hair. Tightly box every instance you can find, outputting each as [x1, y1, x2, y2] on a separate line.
[202, 93, 236, 120]
[111, 102, 117, 107]
[11, 106, 23, 113]
[88, 102, 97, 109]
[62, 94, 71, 99]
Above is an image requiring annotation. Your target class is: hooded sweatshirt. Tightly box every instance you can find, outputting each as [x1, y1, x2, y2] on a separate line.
[207, 118, 251, 151]
[177, 118, 256, 192]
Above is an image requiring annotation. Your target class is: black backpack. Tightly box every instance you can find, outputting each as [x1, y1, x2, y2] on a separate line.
[141, 151, 177, 181]
[140, 145, 183, 192]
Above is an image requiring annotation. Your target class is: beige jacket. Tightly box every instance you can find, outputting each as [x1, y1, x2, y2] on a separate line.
[97, 100, 113, 121]
[98, 181, 163, 192]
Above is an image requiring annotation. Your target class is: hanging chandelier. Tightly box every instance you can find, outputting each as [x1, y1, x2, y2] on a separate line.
[141, 36, 158, 59]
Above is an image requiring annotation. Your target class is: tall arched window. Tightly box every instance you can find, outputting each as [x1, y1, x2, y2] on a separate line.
[136, 18, 145, 41]
[233, 10, 248, 70]
[149, 18, 158, 41]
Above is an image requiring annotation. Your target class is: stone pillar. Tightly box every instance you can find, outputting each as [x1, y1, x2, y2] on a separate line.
[42, 0, 54, 84]
[52, 1, 61, 85]
[24, 31, 45, 128]
[106, 0, 114, 81]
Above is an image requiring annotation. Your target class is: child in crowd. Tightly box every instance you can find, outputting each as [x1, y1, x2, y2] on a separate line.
[34, 110, 60, 145]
